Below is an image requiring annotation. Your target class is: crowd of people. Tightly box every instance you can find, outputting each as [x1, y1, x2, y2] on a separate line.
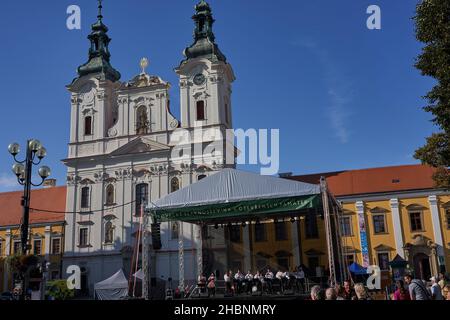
[309, 272, 450, 301]
[197, 266, 308, 297]
[195, 266, 450, 300]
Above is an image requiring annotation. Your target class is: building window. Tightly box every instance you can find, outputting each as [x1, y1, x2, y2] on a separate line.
[254, 223, 267, 242]
[171, 221, 180, 240]
[277, 257, 289, 270]
[231, 260, 242, 272]
[84, 116, 92, 136]
[346, 254, 355, 266]
[170, 177, 180, 193]
[104, 221, 114, 244]
[377, 252, 390, 271]
[81, 187, 90, 209]
[373, 214, 386, 234]
[136, 106, 149, 134]
[13, 241, 21, 254]
[305, 214, 318, 239]
[79, 228, 89, 247]
[409, 211, 423, 232]
[446, 209, 450, 229]
[308, 256, 320, 272]
[229, 225, 241, 243]
[135, 183, 149, 215]
[256, 258, 268, 271]
[198, 174, 207, 181]
[33, 239, 42, 256]
[196, 101, 205, 121]
[340, 216, 352, 237]
[51, 238, 61, 255]
[105, 184, 115, 206]
[274, 221, 287, 241]
[51, 271, 60, 280]
[225, 103, 229, 124]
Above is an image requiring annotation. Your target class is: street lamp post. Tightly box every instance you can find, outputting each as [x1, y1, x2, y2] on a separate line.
[8, 139, 51, 299]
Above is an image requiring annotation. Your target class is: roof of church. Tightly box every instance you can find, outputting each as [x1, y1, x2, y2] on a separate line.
[0, 186, 66, 228]
[288, 164, 438, 197]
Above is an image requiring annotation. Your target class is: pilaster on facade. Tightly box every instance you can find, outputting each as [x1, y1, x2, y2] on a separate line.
[291, 222, 301, 267]
[428, 195, 445, 261]
[389, 198, 405, 258]
[44, 226, 51, 259]
[242, 225, 251, 272]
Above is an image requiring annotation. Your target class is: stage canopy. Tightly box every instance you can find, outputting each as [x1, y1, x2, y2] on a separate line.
[149, 168, 322, 222]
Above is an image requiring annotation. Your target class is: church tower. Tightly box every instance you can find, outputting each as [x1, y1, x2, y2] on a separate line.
[176, 1, 235, 130]
[67, 0, 121, 148]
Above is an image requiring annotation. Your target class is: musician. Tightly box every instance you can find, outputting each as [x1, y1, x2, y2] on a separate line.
[265, 269, 274, 294]
[244, 270, 253, 294]
[234, 270, 244, 294]
[296, 266, 306, 293]
[224, 270, 233, 295]
[275, 270, 284, 293]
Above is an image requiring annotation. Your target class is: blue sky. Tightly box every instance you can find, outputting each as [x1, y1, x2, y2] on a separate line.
[0, 0, 436, 192]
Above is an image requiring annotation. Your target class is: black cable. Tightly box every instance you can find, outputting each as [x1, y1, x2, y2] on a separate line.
[29, 200, 137, 214]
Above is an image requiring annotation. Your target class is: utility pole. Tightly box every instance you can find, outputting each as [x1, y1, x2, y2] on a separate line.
[142, 206, 150, 300]
[320, 177, 337, 287]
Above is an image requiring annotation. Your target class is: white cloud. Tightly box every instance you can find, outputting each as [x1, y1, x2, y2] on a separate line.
[291, 38, 353, 144]
[0, 173, 20, 192]
[328, 89, 352, 144]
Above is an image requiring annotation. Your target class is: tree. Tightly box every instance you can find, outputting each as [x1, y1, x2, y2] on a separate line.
[46, 280, 75, 300]
[413, 0, 450, 189]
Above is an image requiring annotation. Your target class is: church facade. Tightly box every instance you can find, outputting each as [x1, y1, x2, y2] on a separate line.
[62, 1, 234, 294]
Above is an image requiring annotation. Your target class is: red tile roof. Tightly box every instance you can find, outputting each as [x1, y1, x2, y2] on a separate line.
[289, 164, 437, 197]
[0, 186, 66, 227]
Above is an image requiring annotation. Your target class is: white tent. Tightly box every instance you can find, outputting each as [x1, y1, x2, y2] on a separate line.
[133, 269, 144, 280]
[94, 269, 129, 300]
[149, 168, 321, 222]
[151, 168, 320, 209]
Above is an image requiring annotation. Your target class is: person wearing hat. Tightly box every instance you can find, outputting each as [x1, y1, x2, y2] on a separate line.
[430, 276, 444, 300]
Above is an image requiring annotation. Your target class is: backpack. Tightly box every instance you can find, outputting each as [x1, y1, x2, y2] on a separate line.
[411, 280, 431, 300]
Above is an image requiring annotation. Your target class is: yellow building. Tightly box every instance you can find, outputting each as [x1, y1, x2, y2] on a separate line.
[223, 165, 449, 283]
[0, 186, 66, 292]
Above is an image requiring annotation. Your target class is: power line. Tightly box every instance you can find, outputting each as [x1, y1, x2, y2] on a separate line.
[29, 199, 163, 215]
[29, 200, 138, 215]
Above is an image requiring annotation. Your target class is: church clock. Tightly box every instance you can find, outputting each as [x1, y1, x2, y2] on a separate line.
[193, 73, 206, 86]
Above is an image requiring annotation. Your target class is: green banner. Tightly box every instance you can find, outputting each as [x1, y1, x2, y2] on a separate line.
[152, 194, 321, 222]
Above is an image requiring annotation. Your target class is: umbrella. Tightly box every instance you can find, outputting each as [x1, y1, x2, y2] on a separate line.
[348, 262, 367, 275]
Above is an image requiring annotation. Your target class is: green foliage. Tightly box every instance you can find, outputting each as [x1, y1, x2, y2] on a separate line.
[6, 254, 39, 274]
[46, 280, 75, 301]
[413, 0, 450, 188]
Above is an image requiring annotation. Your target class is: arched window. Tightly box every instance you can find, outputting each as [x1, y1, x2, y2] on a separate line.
[81, 187, 90, 209]
[105, 184, 115, 206]
[104, 221, 114, 244]
[135, 183, 148, 215]
[136, 106, 149, 135]
[171, 221, 180, 240]
[84, 116, 92, 135]
[198, 174, 207, 181]
[196, 101, 205, 121]
[225, 103, 229, 124]
[171, 177, 180, 193]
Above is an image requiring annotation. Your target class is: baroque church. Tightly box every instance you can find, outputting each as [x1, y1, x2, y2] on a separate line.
[63, 1, 235, 294]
